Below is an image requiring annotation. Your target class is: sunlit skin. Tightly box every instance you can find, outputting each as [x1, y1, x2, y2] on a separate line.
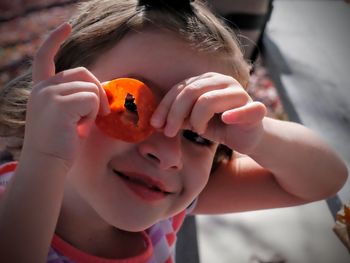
[55, 28, 233, 254]
[0, 21, 347, 262]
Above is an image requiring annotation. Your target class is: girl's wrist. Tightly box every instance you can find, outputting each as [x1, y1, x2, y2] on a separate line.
[18, 145, 72, 177]
[246, 118, 277, 160]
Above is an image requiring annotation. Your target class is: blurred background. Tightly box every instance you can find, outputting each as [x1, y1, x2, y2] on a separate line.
[0, 0, 349, 262]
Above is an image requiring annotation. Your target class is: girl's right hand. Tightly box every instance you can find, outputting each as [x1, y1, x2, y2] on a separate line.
[24, 23, 110, 168]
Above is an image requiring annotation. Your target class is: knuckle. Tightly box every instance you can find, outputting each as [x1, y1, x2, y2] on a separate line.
[70, 66, 89, 78]
[234, 89, 250, 103]
[175, 83, 186, 94]
[75, 93, 99, 113]
[77, 67, 97, 82]
[76, 66, 88, 72]
[180, 83, 200, 101]
[197, 93, 212, 106]
[202, 72, 215, 78]
[242, 91, 251, 102]
[37, 84, 56, 99]
[194, 94, 212, 115]
[92, 95, 100, 108]
[54, 70, 66, 79]
[228, 76, 240, 86]
[182, 82, 203, 99]
[86, 82, 99, 92]
[181, 85, 196, 99]
[30, 81, 44, 94]
[84, 92, 99, 103]
[257, 102, 267, 116]
[75, 66, 89, 75]
[185, 81, 200, 91]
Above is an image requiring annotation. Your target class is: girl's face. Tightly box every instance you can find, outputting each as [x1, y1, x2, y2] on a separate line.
[64, 29, 231, 231]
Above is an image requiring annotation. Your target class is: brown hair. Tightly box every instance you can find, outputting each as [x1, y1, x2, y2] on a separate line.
[0, 0, 249, 166]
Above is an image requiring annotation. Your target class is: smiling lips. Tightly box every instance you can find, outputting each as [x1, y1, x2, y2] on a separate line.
[114, 170, 172, 202]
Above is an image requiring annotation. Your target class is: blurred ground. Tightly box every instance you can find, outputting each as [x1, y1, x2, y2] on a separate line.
[197, 204, 347, 263]
[198, 1, 350, 262]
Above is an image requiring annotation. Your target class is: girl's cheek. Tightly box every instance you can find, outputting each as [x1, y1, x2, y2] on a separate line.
[184, 164, 211, 194]
[77, 122, 91, 138]
[81, 125, 131, 157]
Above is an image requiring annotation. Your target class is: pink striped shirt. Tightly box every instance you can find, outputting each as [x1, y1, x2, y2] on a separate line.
[0, 162, 192, 263]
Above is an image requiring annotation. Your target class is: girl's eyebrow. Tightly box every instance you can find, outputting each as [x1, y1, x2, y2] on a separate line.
[124, 74, 164, 96]
[126, 74, 156, 88]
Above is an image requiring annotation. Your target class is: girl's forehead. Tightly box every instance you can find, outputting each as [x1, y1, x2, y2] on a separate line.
[90, 29, 231, 96]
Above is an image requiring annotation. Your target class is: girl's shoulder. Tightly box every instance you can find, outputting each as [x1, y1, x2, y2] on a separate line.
[0, 161, 17, 199]
[0, 161, 17, 186]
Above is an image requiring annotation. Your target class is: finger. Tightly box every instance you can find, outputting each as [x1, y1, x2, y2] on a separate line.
[150, 82, 186, 129]
[62, 92, 100, 138]
[163, 79, 229, 137]
[51, 67, 110, 116]
[44, 81, 100, 97]
[55, 81, 110, 117]
[187, 88, 251, 134]
[98, 82, 111, 116]
[221, 102, 267, 124]
[62, 92, 100, 122]
[32, 22, 72, 84]
[150, 73, 214, 129]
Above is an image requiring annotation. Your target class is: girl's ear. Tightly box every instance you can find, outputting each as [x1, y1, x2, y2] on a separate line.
[211, 144, 233, 173]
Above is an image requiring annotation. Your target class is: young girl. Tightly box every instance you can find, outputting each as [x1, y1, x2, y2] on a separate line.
[0, 0, 347, 262]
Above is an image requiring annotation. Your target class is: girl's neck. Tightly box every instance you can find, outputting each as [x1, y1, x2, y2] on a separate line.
[56, 184, 146, 259]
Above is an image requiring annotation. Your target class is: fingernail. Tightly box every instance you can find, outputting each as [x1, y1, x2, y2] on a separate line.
[164, 125, 176, 137]
[197, 128, 205, 135]
[103, 105, 111, 115]
[151, 115, 162, 128]
[197, 124, 206, 135]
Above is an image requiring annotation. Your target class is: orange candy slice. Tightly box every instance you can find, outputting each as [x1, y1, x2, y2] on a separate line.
[95, 78, 156, 142]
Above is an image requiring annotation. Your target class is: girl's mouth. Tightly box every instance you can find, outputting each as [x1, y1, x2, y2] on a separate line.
[113, 170, 172, 202]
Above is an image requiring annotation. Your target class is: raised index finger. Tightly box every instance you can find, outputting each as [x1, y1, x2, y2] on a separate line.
[32, 22, 72, 84]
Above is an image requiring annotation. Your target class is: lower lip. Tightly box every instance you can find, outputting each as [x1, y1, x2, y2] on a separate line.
[119, 176, 168, 202]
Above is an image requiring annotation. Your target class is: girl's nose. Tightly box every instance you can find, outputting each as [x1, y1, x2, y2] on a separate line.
[138, 132, 183, 171]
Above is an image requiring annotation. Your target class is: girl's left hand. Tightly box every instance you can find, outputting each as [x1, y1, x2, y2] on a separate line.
[151, 72, 267, 154]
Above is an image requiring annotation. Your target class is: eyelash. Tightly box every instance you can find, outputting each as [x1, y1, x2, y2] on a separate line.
[182, 130, 213, 147]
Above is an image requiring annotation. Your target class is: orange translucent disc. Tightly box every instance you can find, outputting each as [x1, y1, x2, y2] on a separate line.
[95, 78, 156, 142]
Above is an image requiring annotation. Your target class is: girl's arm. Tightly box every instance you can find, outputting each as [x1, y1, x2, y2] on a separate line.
[0, 23, 109, 262]
[250, 118, 347, 201]
[194, 117, 348, 214]
[0, 154, 69, 262]
[151, 72, 347, 214]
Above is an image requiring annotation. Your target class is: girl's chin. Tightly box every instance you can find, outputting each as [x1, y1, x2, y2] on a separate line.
[107, 216, 158, 232]
[114, 223, 154, 232]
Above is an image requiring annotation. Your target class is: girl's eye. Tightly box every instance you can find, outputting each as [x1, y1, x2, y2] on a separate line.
[182, 130, 213, 147]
